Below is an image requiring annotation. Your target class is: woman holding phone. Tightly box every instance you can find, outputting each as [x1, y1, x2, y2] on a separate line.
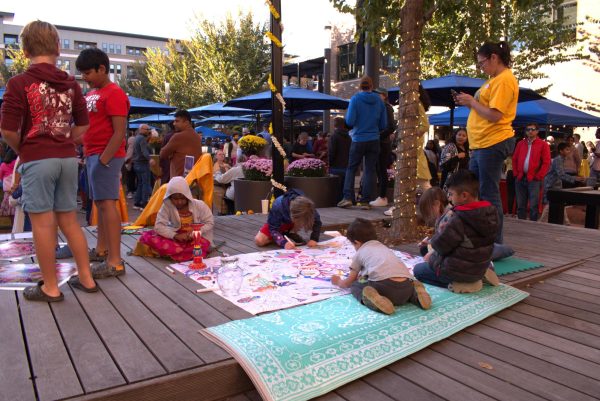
[454, 41, 518, 243]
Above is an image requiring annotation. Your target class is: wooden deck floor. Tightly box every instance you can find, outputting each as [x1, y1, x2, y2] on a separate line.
[1, 209, 599, 401]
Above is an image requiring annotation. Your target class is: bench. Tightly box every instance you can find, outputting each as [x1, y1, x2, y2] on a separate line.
[547, 186, 600, 228]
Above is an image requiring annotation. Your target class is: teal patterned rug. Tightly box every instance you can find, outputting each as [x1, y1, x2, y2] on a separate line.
[202, 284, 528, 401]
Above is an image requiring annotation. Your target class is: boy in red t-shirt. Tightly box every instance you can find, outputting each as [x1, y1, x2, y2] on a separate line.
[0, 21, 97, 301]
[76, 48, 129, 278]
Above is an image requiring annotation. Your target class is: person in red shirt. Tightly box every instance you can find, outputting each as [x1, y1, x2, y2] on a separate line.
[512, 123, 551, 221]
[0, 21, 97, 301]
[76, 48, 129, 278]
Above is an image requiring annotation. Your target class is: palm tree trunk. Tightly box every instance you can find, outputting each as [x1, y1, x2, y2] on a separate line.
[389, 0, 425, 244]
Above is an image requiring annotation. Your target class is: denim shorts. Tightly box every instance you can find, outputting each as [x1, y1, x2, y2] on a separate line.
[19, 158, 79, 213]
[86, 154, 125, 201]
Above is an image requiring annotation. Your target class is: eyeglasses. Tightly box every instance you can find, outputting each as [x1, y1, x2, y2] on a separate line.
[476, 58, 489, 69]
[525, 128, 537, 132]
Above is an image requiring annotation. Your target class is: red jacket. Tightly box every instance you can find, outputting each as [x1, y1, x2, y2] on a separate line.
[512, 137, 551, 182]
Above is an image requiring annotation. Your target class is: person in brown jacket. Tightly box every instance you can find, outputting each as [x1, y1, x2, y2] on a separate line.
[159, 110, 202, 178]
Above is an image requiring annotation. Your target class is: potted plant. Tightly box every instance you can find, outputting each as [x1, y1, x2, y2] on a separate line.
[284, 158, 341, 207]
[234, 157, 273, 213]
[237, 135, 267, 157]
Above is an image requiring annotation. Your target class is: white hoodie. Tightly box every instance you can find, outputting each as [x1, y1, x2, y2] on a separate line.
[154, 176, 214, 244]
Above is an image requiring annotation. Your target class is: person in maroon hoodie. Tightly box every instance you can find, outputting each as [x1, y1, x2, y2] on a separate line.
[0, 21, 97, 302]
[512, 123, 551, 221]
[76, 48, 129, 279]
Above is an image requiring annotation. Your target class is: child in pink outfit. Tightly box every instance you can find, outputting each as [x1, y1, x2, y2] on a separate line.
[0, 149, 17, 217]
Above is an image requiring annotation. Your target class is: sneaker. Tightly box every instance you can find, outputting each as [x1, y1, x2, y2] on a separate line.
[412, 280, 432, 310]
[369, 197, 388, 207]
[448, 280, 483, 293]
[337, 198, 353, 208]
[483, 266, 500, 286]
[88, 248, 107, 262]
[361, 286, 395, 315]
[126, 192, 134, 199]
[383, 207, 395, 216]
[91, 260, 126, 279]
[357, 202, 371, 210]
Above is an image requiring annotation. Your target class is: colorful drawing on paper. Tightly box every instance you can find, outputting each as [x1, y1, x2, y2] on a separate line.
[170, 237, 424, 315]
[0, 240, 36, 261]
[0, 263, 77, 290]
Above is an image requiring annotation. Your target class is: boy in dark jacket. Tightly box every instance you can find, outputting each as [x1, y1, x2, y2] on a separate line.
[254, 189, 322, 249]
[413, 170, 500, 293]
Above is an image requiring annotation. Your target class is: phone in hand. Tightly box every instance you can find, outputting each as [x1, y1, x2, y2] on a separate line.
[450, 89, 459, 102]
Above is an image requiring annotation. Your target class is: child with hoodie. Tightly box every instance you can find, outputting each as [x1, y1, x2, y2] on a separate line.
[134, 176, 214, 262]
[413, 170, 501, 293]
[0, 20, 96, 301]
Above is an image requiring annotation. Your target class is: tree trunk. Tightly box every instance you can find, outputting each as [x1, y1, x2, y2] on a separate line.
[389, 0, 424, 244]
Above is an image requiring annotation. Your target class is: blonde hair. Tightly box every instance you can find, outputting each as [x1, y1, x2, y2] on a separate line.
[21, 20, 60, 57]
[289, 196, 315, 231]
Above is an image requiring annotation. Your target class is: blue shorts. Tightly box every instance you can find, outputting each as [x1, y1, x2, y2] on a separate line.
[19, 158, 79, 213]
[86, 154, 125, 201]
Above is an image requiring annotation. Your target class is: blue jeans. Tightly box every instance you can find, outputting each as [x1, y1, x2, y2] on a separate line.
[413, 262, 452, 288]
[342, 140, 380, 202]
[133, 162, 152, 205]
[469, 137, 515, 243]
[515, 177, 541, 221]
[329, 167, 346, 202]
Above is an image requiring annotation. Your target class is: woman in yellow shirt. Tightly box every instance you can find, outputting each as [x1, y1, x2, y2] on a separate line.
[455, 41, 518, 244]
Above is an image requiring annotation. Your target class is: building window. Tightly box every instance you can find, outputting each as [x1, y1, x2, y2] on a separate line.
[115, 44, 122, 54]
[75, 41, 96, 50]
[56, 59, 71, 72]
[381, 54, 400, 72]
[102, 43, 108, 52]
[126, 46, 146, 56]
[109, 43, 115, 53]
[62, 39, 70, 49]
[337, 42, 358, 82]
[3, 34, 18, 49]
[556, 1, 577, 42]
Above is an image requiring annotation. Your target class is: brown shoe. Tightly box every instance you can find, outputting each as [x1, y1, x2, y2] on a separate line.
[448, 280, 483, 294]
[412, 280, 432, 310]
[362, 286, 395, 315]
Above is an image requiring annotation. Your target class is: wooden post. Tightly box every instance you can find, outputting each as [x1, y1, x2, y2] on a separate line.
[271, 0, 284, 197]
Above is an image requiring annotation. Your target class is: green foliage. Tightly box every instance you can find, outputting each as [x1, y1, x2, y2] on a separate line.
[0, 48, 30, 85]
[142, 12, 270, 109]
[331, 0, 582, 87]
[119, 61, 155, 100]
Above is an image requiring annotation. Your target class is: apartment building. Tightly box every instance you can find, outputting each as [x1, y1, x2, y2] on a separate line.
[0, 11, 170, 88]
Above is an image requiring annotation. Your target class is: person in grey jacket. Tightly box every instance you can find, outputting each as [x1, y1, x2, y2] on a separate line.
[133, 176, 214, 261]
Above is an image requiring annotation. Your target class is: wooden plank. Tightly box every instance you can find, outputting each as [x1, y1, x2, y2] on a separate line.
[529, 282, 600, 306]
[359, 368, 443, 401]
[450, 331, 600, 398]
[526, 287, 600, 318]
[114, 262, 230, 363]
[333, 380, 395, 401]
[73, 282, 166, 383]
[562, 269, 600, 283]
[467, 323, 600, 380]
[483, 316, 600, 364]
[389, 358, 495, 401]
[51, 285, 126, 392]
[510, 302, 600, 337]
[544, 276, 600, 295]
[523, 294, 600, 325]
[18, 292, 83, 401]
[72, 360, 253, 401]
[0, 291, 36, 401]
[498, 309, 600, 348]
[430, 340, 592, 401]
[96, 272, 202, 373]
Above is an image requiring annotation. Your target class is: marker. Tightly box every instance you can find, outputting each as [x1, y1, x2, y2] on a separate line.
[283, 235, 295, 246]
[165, 266, 175, 274]
[196, 287, 218, 293]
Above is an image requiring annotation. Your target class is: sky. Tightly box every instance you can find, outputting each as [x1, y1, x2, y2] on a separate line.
[7, 0, 355, 60]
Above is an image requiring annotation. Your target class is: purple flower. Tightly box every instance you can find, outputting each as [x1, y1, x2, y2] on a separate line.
[286, 158, 326, 177]
[243, 157, 273, 181]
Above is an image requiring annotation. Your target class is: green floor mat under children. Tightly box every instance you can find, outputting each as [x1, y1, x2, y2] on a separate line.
[494, 257, 544, 276]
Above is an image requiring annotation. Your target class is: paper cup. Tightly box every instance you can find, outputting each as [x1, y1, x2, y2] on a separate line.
[261, 199, 269, 214]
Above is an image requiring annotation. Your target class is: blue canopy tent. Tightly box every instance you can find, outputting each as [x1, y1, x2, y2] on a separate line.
[0, 87, 5, 106]
[196, 116, 254, 125]
[225, 85, 349, 140]
[129, 123, 158, 130]
[386, 74, 544, 127]
[188, 102, 254, 117]
[130, 114, 175, 123]
[428, 99, 600, 127]
[128, 96, 176, 115]
[195, 126, 229, 139]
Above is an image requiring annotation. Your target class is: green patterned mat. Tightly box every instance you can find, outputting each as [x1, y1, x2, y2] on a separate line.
[494, 257, 543, 276]
[202, 284, 528, 401]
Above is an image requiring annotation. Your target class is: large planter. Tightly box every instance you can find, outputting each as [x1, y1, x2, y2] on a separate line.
[234, 179, 272, 213]
[284, 175, 341, 208]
